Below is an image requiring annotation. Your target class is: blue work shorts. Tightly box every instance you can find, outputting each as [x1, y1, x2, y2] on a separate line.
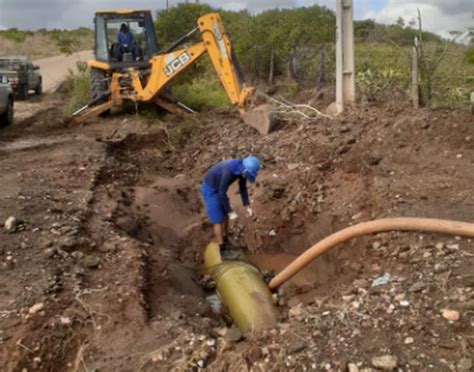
[201, 182, 225, 224]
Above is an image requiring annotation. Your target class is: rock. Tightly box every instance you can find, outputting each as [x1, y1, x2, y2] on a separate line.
[457, 358, 472, 372]
[60, 316, 72, 325]
[394, 293, 406, 301]
[399, 300, 410, 307]
[462, 300, 474, 311]
[33, 357, 41, 367]
[100, 241, 118, 253]
[371, 355, 398, 370]
[404, 337, 414, 344]
[347, 363, 359, 372]
[288, 339, 306, 354]
[83, 255, 101, 269]
[115, 216, 139, 237]
[197, 359, 205, 368]
[225, 327, 243, 342]
[441, 309, 460, 321]
[409, 282, 426, 293]
[287, 163, 300, 171]
[353, 279, 370, 289]
[206, 339, 216, 347]
[71, 251, 85, 260]
[434, 263, 448, 273]
[288, 303, 304, 318]
[287, 297, 302, 307]
[371, 273, 391, 287]
[347, 136, 357, 145]
[44, 248, 56, 258]
[4, 216, 18, 231]
[214, 327, 227, 337]
[368, 152, 383, 166]
[340, 125, 350, 133]
[29, 303, 45, 314]
[435, 242, 445, 250]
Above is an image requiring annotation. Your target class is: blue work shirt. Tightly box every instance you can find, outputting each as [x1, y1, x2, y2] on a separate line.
[203, 159, 250, 214]
[118, 32, 134, 48]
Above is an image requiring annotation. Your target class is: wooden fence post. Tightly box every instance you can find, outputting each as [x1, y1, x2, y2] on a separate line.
[412, 37, 420, 109]
[255, 44, 260, 80]
[317, 47, 326, 90]
[268, 49, 274, 85]
[471, 92, 474, 115]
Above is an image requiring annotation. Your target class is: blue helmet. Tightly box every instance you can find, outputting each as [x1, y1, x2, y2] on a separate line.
[243, 156, 260, 183]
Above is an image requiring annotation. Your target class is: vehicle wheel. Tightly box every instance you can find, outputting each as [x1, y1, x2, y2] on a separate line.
[35, 80, 42, 95]
[0, 97, 14, 126]
[90, 68, 110, 117]
[19, 84, 29, 100]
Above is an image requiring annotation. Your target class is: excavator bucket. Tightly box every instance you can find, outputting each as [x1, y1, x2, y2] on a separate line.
[241, 104, 278, 135]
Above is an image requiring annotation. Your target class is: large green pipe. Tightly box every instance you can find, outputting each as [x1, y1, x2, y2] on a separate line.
[204, 243, 278, 332]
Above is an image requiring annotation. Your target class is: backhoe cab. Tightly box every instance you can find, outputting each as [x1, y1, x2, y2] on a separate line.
[72, 10, 276, 135]
[92, 10, 159, 67]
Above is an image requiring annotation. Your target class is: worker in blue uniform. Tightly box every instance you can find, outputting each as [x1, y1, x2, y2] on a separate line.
[201, 156, 261, 251]
[116, 23, 140, 61]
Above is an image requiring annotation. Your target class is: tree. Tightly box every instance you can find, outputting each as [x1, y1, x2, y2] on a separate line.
[396, 17, 405, 28]
[155, 3, 213, 47]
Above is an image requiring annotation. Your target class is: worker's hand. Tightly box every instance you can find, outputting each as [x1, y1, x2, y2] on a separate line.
[246, 207, 254, 217]
[228, 211, 238, 221]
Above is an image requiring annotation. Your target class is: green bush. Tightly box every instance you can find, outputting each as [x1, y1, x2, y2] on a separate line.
[465, 48, 474, 64]
[357, 68, 406, 101]
[63, 62, 90, 116]
[172, 69, 231, 111]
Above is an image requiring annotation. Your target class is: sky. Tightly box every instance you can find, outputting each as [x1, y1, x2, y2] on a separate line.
[0, 0, 472, 38]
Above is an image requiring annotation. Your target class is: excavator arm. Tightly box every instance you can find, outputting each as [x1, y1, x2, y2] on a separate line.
[132, 13, 255, 109]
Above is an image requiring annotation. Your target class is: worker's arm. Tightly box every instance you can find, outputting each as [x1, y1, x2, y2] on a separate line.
[218, 170, 234, 214]
[238, 176, 249, 207]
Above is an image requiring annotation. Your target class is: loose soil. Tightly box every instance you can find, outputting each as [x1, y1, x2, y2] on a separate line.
[0, 91, 473, 371]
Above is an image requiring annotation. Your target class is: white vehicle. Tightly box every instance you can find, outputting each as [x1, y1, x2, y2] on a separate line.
[0, 75, 14, 126]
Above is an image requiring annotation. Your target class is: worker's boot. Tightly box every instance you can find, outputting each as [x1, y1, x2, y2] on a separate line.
[219, 237, 231, 252]
[220, 236, 243, 260]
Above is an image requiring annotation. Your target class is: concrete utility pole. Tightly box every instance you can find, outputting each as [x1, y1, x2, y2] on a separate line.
[335, 0, 355, 113]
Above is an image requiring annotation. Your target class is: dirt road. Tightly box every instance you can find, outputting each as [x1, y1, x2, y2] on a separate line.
[34, 50, 93, 92]
[0, 89, 473, 371]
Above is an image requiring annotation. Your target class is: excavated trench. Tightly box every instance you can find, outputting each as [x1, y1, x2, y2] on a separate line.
[104, 150, 362, 328]
[98, 129, 378, 337]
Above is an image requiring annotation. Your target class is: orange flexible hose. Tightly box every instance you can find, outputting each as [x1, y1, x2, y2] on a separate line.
[268, 218, 474, 290]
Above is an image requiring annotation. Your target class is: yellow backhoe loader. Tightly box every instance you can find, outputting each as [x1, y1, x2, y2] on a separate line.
[72, 9, 276, 135]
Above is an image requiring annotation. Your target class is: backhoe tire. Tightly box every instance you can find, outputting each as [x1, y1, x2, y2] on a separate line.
[90, 68, 110, 117]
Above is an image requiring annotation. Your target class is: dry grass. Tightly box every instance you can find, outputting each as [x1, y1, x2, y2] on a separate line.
[0, 34, 61, 59]
[0, 31, 92, 60]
